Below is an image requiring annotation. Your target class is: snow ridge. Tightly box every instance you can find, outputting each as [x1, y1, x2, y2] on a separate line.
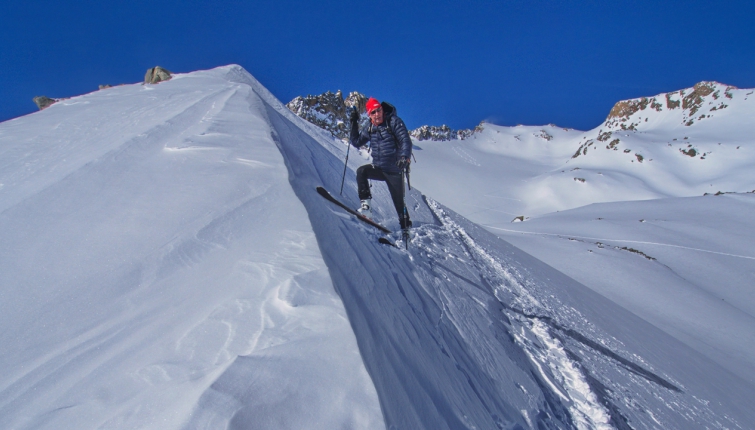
[0, 65, 384, 430]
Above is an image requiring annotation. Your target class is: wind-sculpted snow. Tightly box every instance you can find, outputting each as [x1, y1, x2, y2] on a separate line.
[0, 65, 383, 430]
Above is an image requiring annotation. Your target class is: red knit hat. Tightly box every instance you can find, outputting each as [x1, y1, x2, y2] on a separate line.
[365, 98, 381, 114]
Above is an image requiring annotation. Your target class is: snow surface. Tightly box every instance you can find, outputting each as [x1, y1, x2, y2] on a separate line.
[492, 195, 755, 384]
[412, 84, 755, 425]
[2, 66, 754, 429]
[0, 67, 382, 429]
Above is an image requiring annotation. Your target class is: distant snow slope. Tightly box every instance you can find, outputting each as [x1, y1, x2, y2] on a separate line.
[2, 66, 753, 430]
[414, 82, 755, 218]
[495, 194, 755, 384]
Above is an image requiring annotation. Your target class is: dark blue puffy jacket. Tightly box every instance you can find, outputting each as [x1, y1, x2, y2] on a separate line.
[350, 102, 412, 173]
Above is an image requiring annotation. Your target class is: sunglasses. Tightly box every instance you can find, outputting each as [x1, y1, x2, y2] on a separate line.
[369, 107, 382, 115]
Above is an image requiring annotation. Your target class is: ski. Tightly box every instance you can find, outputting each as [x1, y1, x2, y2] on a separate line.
[316, 186, 391, 234]
[378, 237, 398, 248]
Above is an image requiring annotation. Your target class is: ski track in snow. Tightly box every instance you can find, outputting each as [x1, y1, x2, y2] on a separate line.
[424, 199, 613, 430]
[396, 197, 741, 429]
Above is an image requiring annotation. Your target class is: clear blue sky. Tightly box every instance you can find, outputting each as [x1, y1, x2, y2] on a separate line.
[2, 0, 753, 131]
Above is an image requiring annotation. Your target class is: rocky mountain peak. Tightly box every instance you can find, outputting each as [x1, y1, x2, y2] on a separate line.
[605, 81, 738, 130]
[286, 90, 352, 138]
[572, 81, 752, 162]
[287, 90, 477, 141]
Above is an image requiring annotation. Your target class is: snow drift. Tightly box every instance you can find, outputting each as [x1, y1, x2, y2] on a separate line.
[0, 66, 382, 429]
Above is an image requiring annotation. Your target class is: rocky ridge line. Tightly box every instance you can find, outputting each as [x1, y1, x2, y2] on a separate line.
[286, 91, 479, 141]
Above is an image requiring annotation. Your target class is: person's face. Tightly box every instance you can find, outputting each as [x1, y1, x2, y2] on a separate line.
[369, 106, 384, 125]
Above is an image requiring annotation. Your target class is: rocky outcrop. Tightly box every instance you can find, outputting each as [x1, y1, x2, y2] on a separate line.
[411, 125, 455, 141]
[287, 90, 478, 141]
[682, 82, 720, 116]
[533, 129, 554, 141]
[571, 80, 750, 162]
[287, 90, 355, 139]
[410, 124, 481, 141]
[144, 66, 172, 84]
[607, 97, 654, 121]
[33, 96, 58, 110]
[344, 91, 368, 112]
[605, 81, 736, 130]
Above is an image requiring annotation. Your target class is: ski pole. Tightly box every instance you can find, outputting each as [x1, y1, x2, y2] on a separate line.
[339, 142, 350, 196]
[341, 106, 359, 196]
[401, 169, 410, 249]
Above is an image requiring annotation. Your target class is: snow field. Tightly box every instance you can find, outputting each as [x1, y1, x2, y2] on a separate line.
[2, 65, 754, 429]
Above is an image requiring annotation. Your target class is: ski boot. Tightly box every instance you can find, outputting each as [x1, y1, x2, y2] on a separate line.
[358, 199, 372, 219]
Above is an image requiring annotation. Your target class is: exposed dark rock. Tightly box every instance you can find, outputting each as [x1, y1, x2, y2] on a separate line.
[411, 125, 455, 141]
[665, 92, 681, 110]
[144, 66, 172, 84]
[287, 90, 355, 139]
[572, 139, 594, 158]
[608, 97, 652, 119]
[33, 96, 58, 110]
[410, 123, 480, 141]
[534, 129, 553, 141]
[682, 82, 716, 116]
[344, 91, 367, 112]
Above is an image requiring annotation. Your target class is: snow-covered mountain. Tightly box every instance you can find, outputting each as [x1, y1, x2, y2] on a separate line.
[2, 66, 754, 430]
[412, 81, 755, 217]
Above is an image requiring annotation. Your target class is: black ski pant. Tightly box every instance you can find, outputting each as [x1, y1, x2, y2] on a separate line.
[356, 164, 411, 229]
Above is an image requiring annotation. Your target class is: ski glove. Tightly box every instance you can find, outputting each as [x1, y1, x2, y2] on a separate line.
[396, 157, 410, 169]
[349, 107, 360, 124]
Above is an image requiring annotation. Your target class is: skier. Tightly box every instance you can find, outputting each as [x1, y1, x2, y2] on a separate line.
[350, 97, 413, 236]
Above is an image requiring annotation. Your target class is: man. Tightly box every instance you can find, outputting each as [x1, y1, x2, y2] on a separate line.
[350, 97, 412, 235]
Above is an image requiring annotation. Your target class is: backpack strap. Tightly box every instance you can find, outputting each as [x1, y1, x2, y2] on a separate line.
[369, 108, 413, 160]
[368, 120, 399, 150]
